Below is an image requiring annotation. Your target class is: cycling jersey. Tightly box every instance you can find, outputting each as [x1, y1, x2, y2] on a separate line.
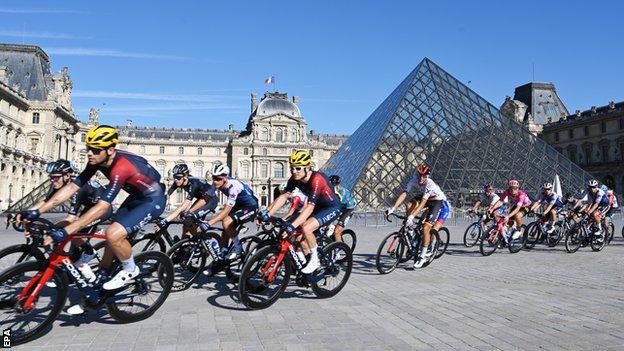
[218, 177, 257, 208]
[46, 178, 104, 215]
[335, 186, 357, 210]
[500, 189, 532, 208]
[578, 188, 609, 205]
[478, 193, 500, 207]
[405, 176, 447, 202]
[168, 176, 216, 201]
[285, 171, 340, 209]
[73, 150, 164, 203]
[537, 192, 563, 209]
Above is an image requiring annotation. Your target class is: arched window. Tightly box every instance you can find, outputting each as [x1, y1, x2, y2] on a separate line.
[291, 129, 298, 142]
[178, 146, 184, 155]
[260, 163, 268, 178]
[159, 146, 165, 154]
[274, 163, 284, 178]
[140, 145, 146, 154]
[276, 129, 283, 142]
[262, 148, 268, 156]
[243, 147, 249, 155]
[261, 127, 269, 141]
[197, 147, 203, 155]
[194, 161, 204, 177]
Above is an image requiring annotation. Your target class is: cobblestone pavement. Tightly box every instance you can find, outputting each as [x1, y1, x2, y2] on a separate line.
[2, 216, 624, 350]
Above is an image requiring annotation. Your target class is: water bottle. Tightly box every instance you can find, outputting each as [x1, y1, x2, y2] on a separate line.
[209, 239, 221, 257]
[326, 224, 336, 237]
[78, 263, 96, 283]
[199, 222, 210, 232]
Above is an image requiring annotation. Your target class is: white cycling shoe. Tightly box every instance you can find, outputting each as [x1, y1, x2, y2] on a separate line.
[226, 244, 243, 260]
[301, 256, 320, 274]
[511, 230, 523, 240]
[103, 267, 140, 290]
[67, 303, 85, 315]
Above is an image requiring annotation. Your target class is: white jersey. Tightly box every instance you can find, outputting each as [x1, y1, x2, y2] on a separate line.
[405, 176, 447, 201]
[478, 193, 500, 207]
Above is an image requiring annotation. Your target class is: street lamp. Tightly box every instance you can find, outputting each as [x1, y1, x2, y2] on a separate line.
[8, 183, 13, 208]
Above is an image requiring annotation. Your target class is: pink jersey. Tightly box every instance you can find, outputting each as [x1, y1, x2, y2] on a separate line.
[500, 189, 532, 207]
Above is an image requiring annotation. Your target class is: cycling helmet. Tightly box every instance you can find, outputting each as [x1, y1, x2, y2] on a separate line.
[543, 182, 553, 190]
[278, 183, 287, 193]
[172, 163, 189, 176]
[507, 179, 519, 188]
[47, 159, 74, 174]
[417, 165, 431, 176]
[484, 184, 493, 192]
[329, 175, 341, 185]
[85, 125, 118, 148]
[587, 179, 599, 188]
[289, 149, 312, 167]
[211, 163, 230, 177]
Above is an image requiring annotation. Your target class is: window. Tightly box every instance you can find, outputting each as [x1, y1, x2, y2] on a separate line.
[583, 145, 592, 165]
[568, 129, 574, 139]
[157, 163, 166, 177]
[554, 132, 559, 142]
[32, 113, 40, 124]
[601, 144, 609, 162]
[309, 149, 314, 156]
[291, 129, 298, 142]
[159, 146, 165, 154]
[262, 148, 268, 156]
[260, 163, 268, 178]
[81, 133, 85, 142]
[274, 163, 284, 178]
[140, 145, 146, 154]
[197, 147, 203, 155]
[568, 148, 577, 164]
[243, 147, 249, 155]
[240, 163, 250, 178]
[29, 137, 39, 153]
[178, 146, 184, 155]
[584, 126, 589, 136]
[601, 122, 606, 133]
[261, 128, 269, 141]
[195, 164, 204, 177]
[276, 129, 284, 142]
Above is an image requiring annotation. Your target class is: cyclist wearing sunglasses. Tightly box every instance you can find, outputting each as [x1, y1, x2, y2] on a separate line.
[19, 125, 167, 295]
[491, 179, 532, 241]
[157, 163, 217, 238]
[261, 149, 342, 274]
[205, 163, 258, 260]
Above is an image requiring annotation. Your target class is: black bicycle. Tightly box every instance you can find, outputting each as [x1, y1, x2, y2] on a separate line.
[463, 211, 495, 247]
[375, 213, 441, 274]
[564, 212, 606, 253]
[524, 214, 564, 249]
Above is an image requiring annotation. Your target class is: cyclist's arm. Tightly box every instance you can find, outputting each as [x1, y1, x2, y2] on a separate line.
[586, 201, 599, 213]
[37, 182, 80, 214]
[471, 200, 481, 212]
[63, 200, 111, 234]
[267, 193, 289, 216]
[166, 198, 192, 222]
[63, 213, 78, 223]
[392, 191, 408, 210]
[408, 197, 427, 218]
[28, 200, 46, 211]
[530, 201, 541, 212]
[207, 204, 233, 226]
[188, 197, 207, 212]
[508, 203, 522, 217]
[543, 203, 554, 214]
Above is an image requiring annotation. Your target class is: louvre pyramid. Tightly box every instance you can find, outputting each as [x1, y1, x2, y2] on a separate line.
[322, 58, 593, 210]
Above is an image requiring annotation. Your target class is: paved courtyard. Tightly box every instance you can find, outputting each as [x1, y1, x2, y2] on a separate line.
[2, 216, 624, 350]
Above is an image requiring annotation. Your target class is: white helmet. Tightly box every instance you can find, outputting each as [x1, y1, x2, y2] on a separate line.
[587, 179, 599, 188]
[211, 163, 230, 177]
[543, 182, 553, 189]
[278, 183, 287, 193]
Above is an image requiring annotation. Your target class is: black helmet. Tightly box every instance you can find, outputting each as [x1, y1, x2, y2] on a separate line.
[172, 163, 189, 176]
[329, 175, 340, 185]
[47, 159, 74, 174]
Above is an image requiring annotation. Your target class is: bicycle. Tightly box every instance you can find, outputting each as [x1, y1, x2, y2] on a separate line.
[0, 217, 173, 346]
[479, 216, 526, 256]
[238, 216, 353, 310]
[564, 212, 607, 253]
[375, 213, 441, 274]
[165, 215, 259, 291]
[524, 213, 564, 249]
[463, 211, 495, 247]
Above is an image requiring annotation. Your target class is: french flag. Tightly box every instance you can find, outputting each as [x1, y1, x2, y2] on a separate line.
[264, 76, 274, 84]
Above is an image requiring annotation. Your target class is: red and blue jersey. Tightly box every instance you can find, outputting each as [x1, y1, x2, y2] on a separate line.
[73, 150, 164, 203]
[285, 171, 340, 209]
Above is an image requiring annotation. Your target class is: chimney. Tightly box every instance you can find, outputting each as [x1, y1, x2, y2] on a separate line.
[251, 93, 257, 113]
[292, 96, 300, 105]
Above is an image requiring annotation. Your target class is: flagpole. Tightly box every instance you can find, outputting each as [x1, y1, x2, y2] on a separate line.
[273, 74, 277, 92]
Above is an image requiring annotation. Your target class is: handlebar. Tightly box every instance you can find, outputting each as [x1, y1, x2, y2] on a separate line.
[5, 213, 25, 232]
[385, 212, 422, 223]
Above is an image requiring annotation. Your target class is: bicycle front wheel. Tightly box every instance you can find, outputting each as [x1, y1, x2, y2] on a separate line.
[338, 229, 357, 253]
[480, 227, 501, 256]
[375, 232, 405, 274]
[107, 250, 174, 322]
[166, 237, 209, 291]
[463, 222, 481, 247]
[565, 225, 583, 253]
[434, 227, 450, 259]
[311, 241, 353, 298]
[238, 245, 291, 310]
[0, 261, 68, 346]
[133, 234, 167, 253]
[0, 244, 46, 272]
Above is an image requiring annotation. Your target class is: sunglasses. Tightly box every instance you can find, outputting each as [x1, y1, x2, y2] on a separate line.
[173, 175, 185, 180]
[212, 176, 226, 181]
[290, 166, 305, 173]
[49, 175, 63, 181]
[87, 146, 104, 154]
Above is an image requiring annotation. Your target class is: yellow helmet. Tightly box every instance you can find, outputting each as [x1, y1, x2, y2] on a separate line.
[289, 149, 312, 167]
[85, 125, 118, 148]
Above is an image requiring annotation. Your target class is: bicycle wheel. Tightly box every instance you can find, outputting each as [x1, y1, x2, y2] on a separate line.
[375, 232, 405, 274]
[434, 227, 449, 259]
[524, 222, 540, 250]
[337, 229, 357, 253]
[0, 244, 46, 272]
[606, 222, 615, 245]
[463, 222, 482, 247]
[133, 234, 167, 253]
[238, 245, 291, 310]
[225, 235, 262, 283]
[546, 222, 563, 247]
[479, 227, 501, 256]
[107, 251, 173, 322]
[590, 231, 606, 252]
[311, 241, 353, 298]
[565, 225, 583, 253]
[0, 261, 69, 345]
[166, 237, 209, 291]
[508, 227, 526, 254]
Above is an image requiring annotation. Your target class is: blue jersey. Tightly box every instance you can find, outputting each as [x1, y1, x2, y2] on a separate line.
[218, 177, 257, 208]
[335, 187, 357, 210]
[538, 192, 563, 208]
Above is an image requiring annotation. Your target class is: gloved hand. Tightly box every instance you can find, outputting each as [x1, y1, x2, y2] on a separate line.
[180, 211, 197, 220]
[282, 221, 295, 235]
[405, 215, 415, 227]
[48, 227, 68, 244]
[258, 210, 270, 223]
[385, 207, 395, 216]
[155, 217, 168, 228]
[20, 209, 40, 221]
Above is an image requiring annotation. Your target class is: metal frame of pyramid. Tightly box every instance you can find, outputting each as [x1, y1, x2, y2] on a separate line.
[322, 58, 593, 210]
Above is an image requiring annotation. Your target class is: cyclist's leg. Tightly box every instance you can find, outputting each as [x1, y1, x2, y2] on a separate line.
[301, 206, 341, 273]
[334, 208, 354, 242]
[432, 201, 450, 231]
[224, 205, 257, 258]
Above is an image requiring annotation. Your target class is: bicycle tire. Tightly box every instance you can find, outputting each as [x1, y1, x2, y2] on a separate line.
[590, 231, 606, 252]
[508, 227, 525, 253]
[106, 250, 174, 322]
[480, 227, 500, 256]
[546, 222, 563, 247]
[310, 241, 353, 298]
[0, 261, 69, 346]
[166, 237, 209, 291]
[375, 232, 405, 274]
[606, 222, 615, 245]
[238, 245, 291, 310]
[434, 227, 449, 259]
[523, 222, 540, 250]
[463, 222, 481, 247]
[337, 229, 357, 253]
[565, 224, 583, 253]
[133, 234, 167, 253]
[0, 244, 46, 271]
[225, 235, 262, 284]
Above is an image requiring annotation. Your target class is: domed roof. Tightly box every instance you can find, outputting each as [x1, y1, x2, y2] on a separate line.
[257, 97, 301, 118]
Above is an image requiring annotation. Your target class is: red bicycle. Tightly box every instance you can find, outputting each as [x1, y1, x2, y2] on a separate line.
[238, 217, 353, 309]
[0, 218, 174, 345]
[479, 216, 526, 256]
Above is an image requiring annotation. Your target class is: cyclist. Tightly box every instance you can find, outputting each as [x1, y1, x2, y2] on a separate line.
[157, 163, 217, 239]
[470, 184, 504, 226]
[576, 180, 611, 239]
[18, 125, 167, 298]
[261, 149, 341, 274]
[204, 163, 258, 260]
[329, 175, 357, 243]
[274, 183, 308, 221]
[491, 179, 532, 242]
[529, 183, 563, 233]
[387, 165, 450, 269]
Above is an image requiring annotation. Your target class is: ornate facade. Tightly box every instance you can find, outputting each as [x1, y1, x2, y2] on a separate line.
[79, 92, 347, 209]
[0, 44, 80, 210]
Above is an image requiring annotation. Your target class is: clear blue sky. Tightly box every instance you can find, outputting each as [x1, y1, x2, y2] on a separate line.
[1, 1, 622, 134]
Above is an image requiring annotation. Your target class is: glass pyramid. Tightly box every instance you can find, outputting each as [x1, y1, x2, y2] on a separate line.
[322, 58, 593, 210]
